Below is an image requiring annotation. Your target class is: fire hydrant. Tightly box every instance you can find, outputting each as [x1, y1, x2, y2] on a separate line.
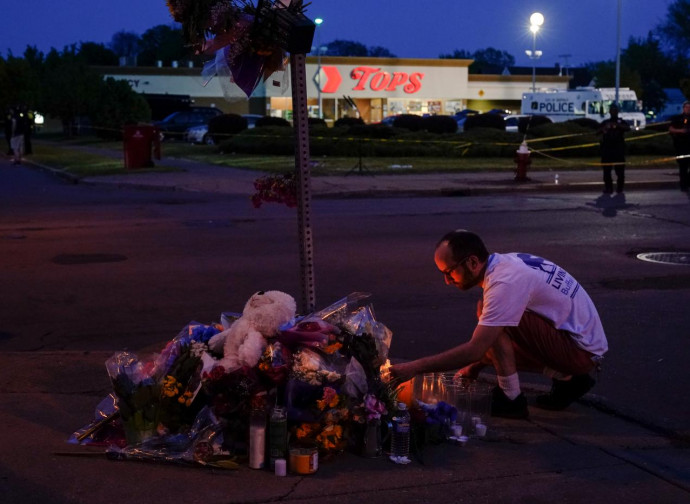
[514, 141, 531, 182]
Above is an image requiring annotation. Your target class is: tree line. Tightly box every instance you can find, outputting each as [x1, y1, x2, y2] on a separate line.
[1, 0, 689, 132]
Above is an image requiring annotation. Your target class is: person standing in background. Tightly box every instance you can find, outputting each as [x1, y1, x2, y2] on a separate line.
[597, 103, 630, 194]
[10, 106, 27, 165]
[4, 106, 14, 157]
[668, 100, 690, 192]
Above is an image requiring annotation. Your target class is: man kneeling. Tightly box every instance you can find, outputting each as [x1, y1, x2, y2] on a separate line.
[390, 230, 608, 419]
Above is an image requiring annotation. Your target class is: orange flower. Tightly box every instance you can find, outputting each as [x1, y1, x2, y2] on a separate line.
[317, 387, 339, 410]
[178, 390, 194, 406]
[322, 342, 342, 355]
[162, 375, 180, 398]
[296, 423, 319, 439]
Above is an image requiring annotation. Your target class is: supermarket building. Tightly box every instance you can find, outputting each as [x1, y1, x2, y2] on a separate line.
[101, 56, 570, 123]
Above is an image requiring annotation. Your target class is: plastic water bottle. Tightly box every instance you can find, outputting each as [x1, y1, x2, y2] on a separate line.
[390, 402, 411, 463]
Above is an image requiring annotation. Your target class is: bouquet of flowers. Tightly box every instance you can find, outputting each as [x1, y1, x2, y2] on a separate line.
[166, 0, 315, 98]
[290, 347, 343, 386]
[105, 352, 161, 445]
[200, 364, 262, 454]
[292, 386, 350, 454]
[251, 172, 297, 208]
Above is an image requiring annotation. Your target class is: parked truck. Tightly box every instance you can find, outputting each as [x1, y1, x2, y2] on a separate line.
[521, 87, 646, 129]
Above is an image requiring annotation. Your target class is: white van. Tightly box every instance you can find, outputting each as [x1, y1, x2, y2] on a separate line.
[521, 87, 646, 129]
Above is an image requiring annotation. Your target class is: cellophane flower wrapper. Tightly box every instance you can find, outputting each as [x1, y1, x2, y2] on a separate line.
[289, 346, 345, 387]
[107, 406, 238, 469]
[69, 393, 126, 447]
[154, 323, 220, 435]
[200, 364, 260, 454]
[276, 317, 340, 351]
[286, 346, 346, 424]
[105, 351, 161, 445]
[312, 292, 393, 367]
[195, 3, 291, 99]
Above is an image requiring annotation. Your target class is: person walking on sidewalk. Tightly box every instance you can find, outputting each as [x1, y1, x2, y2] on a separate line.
[597, 103, 630, 194]
[3, 106, 14, 157]
[10, 106, 28, 165]
[668, 100, 690, 192]
[390, 230, 608, 419]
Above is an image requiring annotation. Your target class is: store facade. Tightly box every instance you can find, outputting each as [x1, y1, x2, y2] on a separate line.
[101, 56, 569, 123]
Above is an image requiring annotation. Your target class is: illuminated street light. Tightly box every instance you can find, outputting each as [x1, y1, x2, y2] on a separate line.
[525, 12, 544, 93]
[314, 17, 324, 119]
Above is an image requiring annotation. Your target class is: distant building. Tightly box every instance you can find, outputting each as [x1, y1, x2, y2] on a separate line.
[97, 56, 570, 123]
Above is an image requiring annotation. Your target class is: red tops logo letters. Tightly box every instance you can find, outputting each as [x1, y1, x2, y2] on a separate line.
[319, 66, 424, 94]
[350, 66, 424, 94]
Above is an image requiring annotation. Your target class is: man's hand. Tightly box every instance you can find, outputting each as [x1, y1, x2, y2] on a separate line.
[390, 361, 420, 384]
[454, 361, 486, 381]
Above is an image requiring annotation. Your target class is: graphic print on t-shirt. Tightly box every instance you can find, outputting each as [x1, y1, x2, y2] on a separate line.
[516, 253, 580, 298]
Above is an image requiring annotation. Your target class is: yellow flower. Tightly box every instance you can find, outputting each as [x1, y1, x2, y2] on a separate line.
[178, 390, 194, 406]
[162, 375, 180, 397]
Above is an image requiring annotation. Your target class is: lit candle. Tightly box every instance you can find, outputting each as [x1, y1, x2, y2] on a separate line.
[397, 378, 414, 407]
[475, 423, 487, 437]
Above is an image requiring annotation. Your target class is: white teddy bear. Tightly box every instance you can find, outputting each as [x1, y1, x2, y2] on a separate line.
[208, 290, 297, 372]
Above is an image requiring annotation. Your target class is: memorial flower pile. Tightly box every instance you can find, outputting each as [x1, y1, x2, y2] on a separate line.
[71, 293, 401, 468]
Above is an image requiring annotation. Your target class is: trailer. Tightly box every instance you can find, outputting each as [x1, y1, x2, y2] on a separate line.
[521, 87, 646, 129]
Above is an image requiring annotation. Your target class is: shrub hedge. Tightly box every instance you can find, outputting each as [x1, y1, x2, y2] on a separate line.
[256, 116, 291, 128]
[392, 114, 424, 131]
[464, 113, 506, 131]
[517, 115, 552, 133]
[218, 116, 674, 158]
[208, 114, 248, 143]
[334, 117, 365, 127]
[423, 115, 458, 134]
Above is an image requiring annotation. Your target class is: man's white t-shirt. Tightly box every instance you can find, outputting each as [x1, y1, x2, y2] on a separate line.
[478, 253, 608, 356]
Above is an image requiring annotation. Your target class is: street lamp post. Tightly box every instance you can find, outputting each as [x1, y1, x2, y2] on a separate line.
[525, 12, 544, 93]
[314, 17, 323, 119]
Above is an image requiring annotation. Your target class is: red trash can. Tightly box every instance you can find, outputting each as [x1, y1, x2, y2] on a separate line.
[123, 124, 161, 169]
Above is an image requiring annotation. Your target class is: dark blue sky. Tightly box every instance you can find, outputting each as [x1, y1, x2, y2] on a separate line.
[2, 0, 673, 68]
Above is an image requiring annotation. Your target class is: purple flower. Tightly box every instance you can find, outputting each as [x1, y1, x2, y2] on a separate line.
[363, 394, 387, 421]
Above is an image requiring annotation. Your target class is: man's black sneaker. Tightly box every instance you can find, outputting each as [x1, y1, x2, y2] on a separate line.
[491, 386, 529, 419]
[535, 374, 595, 411]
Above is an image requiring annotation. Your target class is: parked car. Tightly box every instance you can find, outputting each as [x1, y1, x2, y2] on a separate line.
[183, 114, 264, 144]
[454, 109, 478, 132]
[504, 114, 540, 133]
[154, 107, 223, 141]
[243, 114, 264, 129]
[184, 124, 214, 144]
[504, 115, 521, 133]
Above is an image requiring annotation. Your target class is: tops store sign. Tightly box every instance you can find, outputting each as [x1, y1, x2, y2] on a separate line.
[318, 65, 424, 95]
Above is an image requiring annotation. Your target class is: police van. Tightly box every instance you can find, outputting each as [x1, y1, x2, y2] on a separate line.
[521, 87, 646, 129]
